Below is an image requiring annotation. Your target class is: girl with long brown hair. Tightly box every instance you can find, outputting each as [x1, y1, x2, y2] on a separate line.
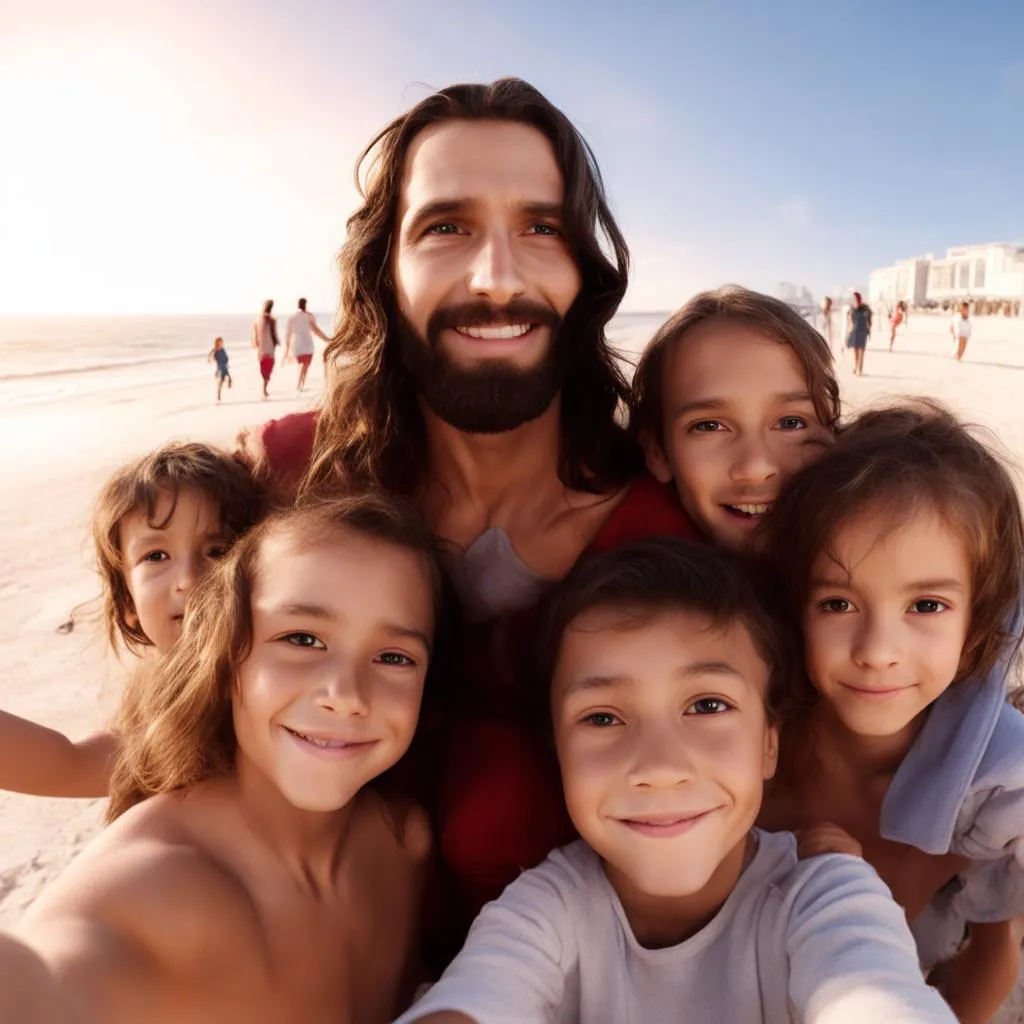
[0, 493, 444, 1024]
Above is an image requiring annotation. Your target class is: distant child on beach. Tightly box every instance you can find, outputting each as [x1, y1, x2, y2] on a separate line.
[889, 300, 908, 350]
[758, 401, 1024, 1023]
[0, 442, 265, 799]
[398, 540, 956, 1023]
[0, 494, 439, 1024]
[629, 285, 839, 553]
[207, 336, 232, 402]
[951, 301, 972, 361]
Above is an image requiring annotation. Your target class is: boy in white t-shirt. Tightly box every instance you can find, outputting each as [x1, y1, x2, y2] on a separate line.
[398, 540, 955, 1024]
[951, 301, 972, 361]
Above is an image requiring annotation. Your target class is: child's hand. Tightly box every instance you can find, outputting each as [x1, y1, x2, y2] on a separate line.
[795, 822, 863, 860]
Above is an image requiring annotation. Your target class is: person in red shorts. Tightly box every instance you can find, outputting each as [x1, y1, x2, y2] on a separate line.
[237, 79, 701, 966]
[251, 298, 279, 399]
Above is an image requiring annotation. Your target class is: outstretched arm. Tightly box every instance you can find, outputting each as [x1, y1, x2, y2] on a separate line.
[0, 933, 81, 1024]
[0, 711, 115, 797]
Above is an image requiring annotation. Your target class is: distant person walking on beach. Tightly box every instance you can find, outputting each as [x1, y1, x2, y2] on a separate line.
[951, 301, 972, 361]
[888, 300, 907, 350]
[251, 299, 279, 399]
[846, 291, 872, 376]
[206, 337, 232, 402]
[820, 296, 833, 346]
[284, 298, 329, 392]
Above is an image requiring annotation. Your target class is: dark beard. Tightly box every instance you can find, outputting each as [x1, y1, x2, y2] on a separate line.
[394, 300, 567, 435]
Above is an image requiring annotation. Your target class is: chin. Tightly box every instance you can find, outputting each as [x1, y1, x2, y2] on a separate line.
[278, 780, 364, 813]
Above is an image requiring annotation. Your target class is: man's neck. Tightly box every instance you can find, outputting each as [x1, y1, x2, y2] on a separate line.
[420, 398, 567, 521]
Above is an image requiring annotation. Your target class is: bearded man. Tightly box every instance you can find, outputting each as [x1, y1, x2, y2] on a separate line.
[245, 78, 696, 955]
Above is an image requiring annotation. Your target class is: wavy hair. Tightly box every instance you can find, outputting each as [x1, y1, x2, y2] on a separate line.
[303, 77, 642, 498]
[107, 492, 447, 821]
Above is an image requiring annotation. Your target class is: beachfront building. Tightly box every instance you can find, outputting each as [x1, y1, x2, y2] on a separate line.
[868, 243, 1024, 316]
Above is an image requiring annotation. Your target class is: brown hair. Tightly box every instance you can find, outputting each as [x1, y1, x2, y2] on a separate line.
[92, 442, 266, 654]
[759, 399, 1024, 685]
[538, 537, 804, 723]
[629, 285, 841, 448]
[107, 492, 447, 822]
[302, 77, 642, 499]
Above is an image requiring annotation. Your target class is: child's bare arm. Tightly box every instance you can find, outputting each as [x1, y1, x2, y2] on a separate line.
[934, 920, 1019, 1024]
[0, 932, 81, 1023]
[0, 711, 115, 797]
[794, 821, 864, 859]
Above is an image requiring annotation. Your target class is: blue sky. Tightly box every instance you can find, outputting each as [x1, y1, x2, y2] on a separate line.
[2, 0, 1022, 313]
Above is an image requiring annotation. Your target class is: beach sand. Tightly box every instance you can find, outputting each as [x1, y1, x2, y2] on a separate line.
[2, 312, 1023, 1017]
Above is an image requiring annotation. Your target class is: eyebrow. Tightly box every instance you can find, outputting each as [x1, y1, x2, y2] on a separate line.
[266, 604, 433, 652]
[671, 390, 815, 420]
[809, 577, 966, 593]
[563, 660, 745, 698]
[126, 528, 227, 550]
[403, 197, 564, 238]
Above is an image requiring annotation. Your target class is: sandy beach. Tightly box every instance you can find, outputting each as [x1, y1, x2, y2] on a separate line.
[2, 310, 1024, 1015]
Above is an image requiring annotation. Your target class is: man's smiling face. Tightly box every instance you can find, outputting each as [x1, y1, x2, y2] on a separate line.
[391, 119, 582, 434]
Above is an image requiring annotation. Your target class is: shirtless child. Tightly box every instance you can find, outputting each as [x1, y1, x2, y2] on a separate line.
[0, 494, 439, 1023]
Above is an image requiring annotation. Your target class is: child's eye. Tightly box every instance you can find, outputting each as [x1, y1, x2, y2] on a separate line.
[424, 222, 462, 236]
[819, 598, 853, 613]
[778, 416, 807, 431]
[282, 632, 326, 650]
[910, 599, 948, 614]
[582, 711, 621, 728]
[141, 551, 169, 563]
[685, 697, 733, 715]
[690, 420, 724, 433]
[376, 651, 417, 667]
[206, 544, 229, 560]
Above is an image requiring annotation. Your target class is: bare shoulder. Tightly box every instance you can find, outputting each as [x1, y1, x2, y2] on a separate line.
[23, 797, 263, 974]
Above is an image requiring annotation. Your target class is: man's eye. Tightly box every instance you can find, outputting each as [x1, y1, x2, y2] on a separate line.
[686, 697, 732, 715]
[376, 651, 416, 667]
[690, 420, 724, 433]
[778, 416, 807, 431]
[142, 551, 169, 563]
[582, 712, 620, 728]
[527, 223, 560, 236]
[282, 632, 326, 650]
[910, 599, 948, 614]
[819, 598, 852, 613]
[424, 222, 462, 236]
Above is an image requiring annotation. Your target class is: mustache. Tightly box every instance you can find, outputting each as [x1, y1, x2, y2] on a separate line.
[428, 300, 561, 334]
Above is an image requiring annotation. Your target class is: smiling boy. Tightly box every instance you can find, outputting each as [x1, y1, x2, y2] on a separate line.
[397, 540, 955, 1024]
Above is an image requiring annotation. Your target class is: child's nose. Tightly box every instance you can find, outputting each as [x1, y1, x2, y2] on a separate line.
[729, 434, 777, 486]
[626, 723, 696, 789]
[315, 662, 371, 718]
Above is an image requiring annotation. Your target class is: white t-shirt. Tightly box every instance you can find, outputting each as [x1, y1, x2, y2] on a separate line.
[287, 310, 317, 357]
[253, 315, 276, 358]
[398, 831, 954, 1024]
[952, 316, 972, 339]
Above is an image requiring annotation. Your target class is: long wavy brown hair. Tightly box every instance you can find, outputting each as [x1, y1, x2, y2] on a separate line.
[107, 492, 446, 822]
[302, 77, 642, 499]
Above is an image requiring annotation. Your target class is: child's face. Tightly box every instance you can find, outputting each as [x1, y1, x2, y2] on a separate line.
[645, 321, 830, 551]
[552, 608, 778, 901]
[121, 488, 229, 652]
[233, 527, 434, 813]
[804, 508, 972, 739]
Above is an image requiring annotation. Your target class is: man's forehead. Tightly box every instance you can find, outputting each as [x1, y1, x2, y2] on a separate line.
[398, 120, 565, 219]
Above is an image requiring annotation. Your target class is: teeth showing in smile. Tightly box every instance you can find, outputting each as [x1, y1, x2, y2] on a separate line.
[457, 324, 532, 340]
[727, 503, 771, 516]
[290, 729, 354, 750]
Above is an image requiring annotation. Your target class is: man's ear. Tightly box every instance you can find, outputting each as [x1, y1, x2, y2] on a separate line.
[640, 430, 673, 485]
